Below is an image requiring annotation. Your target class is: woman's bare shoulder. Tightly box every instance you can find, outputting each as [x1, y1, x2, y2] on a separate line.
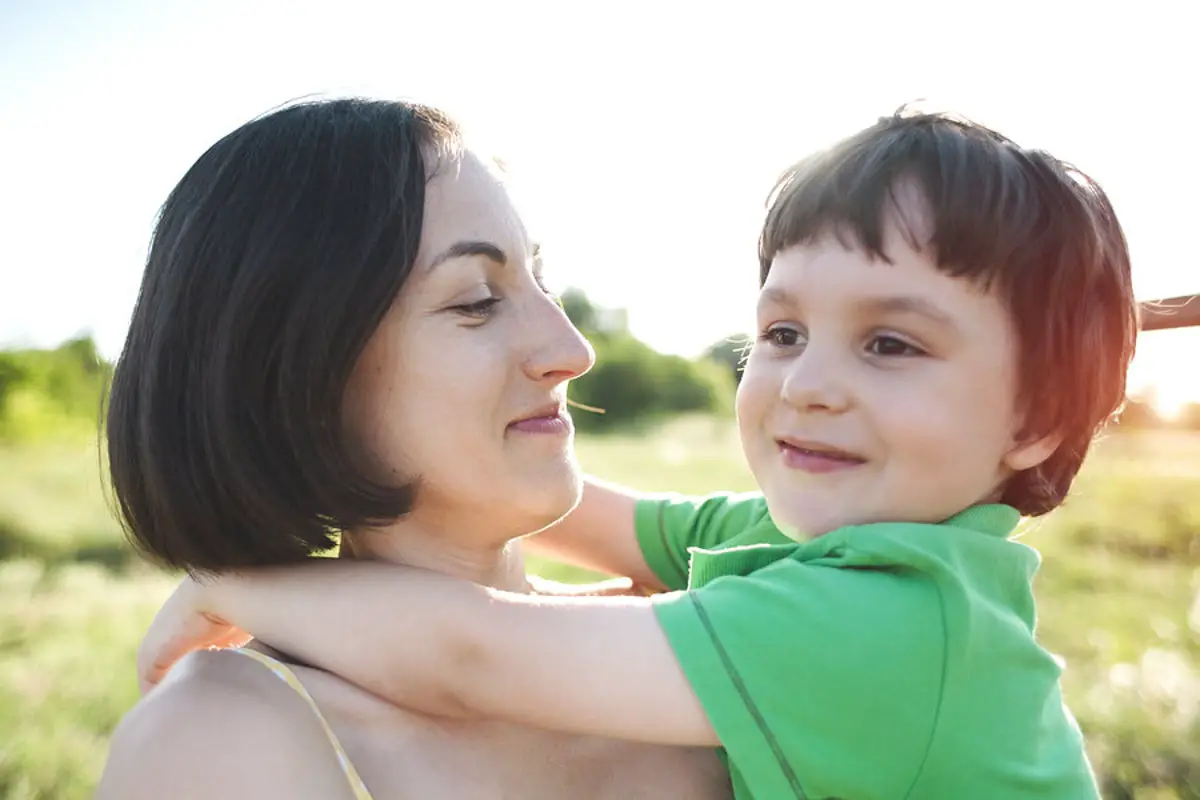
[95, 649, 361, 800]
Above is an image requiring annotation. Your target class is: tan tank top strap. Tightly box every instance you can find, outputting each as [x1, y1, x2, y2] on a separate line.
[234, 647, 375, 800]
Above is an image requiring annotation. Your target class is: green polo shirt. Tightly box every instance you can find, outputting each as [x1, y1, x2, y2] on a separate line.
[635, 492, 1098, 799]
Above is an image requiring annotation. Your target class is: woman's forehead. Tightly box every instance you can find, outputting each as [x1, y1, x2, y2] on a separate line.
[417, 151, 531, 269]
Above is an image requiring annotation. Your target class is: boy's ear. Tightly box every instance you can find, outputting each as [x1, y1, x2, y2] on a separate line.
[1002, 429, 1063, 473]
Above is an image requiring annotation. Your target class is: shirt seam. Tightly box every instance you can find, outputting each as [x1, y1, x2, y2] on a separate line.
[690, 592, 807, 799]
[897, 579, 950, 799]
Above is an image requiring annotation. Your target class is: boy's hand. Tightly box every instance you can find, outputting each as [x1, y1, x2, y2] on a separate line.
[137, 575, 251, 695]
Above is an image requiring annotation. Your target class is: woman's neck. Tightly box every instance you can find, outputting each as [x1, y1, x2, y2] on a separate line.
[339, 520, 532, 593]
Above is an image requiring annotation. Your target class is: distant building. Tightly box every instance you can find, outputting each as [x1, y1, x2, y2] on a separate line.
[592, 307, 628, 334]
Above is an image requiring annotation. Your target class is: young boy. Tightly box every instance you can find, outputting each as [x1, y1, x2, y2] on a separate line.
[139, 110, 1137, 798]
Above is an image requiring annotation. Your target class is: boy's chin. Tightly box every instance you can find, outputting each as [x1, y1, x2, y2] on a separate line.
[765, 501, 856, 543]
[774, 521, 812, 544]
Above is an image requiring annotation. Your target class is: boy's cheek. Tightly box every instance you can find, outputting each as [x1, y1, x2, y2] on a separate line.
[735, 366, 777, 422]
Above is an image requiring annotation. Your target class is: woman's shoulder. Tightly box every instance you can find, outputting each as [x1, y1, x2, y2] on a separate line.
[95, 649, 362, 799]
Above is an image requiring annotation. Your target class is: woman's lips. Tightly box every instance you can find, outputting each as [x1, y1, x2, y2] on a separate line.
[509, 411, 572, 435]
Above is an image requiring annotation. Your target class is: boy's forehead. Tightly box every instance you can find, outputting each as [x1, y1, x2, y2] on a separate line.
[759, 234, 1000, 318]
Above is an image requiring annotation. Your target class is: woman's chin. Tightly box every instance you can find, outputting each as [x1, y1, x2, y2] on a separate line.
[511, 470, 584, 535]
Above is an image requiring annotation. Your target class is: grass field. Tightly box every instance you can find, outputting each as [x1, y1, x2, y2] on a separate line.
[2, 416, 1198, 798]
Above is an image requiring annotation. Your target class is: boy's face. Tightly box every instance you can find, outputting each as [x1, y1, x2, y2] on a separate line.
[737, 213, 1058, 540]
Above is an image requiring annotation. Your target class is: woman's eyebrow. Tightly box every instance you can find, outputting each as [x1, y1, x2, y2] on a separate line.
[426, 241, 507, 272]
[756, 287, 961, 333]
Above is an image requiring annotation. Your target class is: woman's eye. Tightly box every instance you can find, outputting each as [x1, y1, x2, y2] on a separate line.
[452, 297, 501, 318]
[867, 335, 924, 357]
[759, 325, 803, 348]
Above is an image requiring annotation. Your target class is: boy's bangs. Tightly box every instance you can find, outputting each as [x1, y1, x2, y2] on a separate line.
[757, 113, 1114, 304]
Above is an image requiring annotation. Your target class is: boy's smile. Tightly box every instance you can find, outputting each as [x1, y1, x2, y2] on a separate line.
[775, 437, 867, 473]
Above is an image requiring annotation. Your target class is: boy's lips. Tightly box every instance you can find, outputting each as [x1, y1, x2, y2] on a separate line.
[775, 437, 867, 473]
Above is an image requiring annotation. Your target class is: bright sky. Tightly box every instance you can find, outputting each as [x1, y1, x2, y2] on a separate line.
[2, 0, 1197, 412]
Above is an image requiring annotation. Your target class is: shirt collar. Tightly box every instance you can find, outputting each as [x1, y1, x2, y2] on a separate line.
[942, 503, 1021, 538]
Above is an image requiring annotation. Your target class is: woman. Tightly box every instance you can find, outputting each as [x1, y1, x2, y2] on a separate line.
[96, 98, 729, 798]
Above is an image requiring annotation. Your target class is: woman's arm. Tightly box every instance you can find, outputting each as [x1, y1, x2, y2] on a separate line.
[140, 563, 718, 747]
[99, 650, 367, 799]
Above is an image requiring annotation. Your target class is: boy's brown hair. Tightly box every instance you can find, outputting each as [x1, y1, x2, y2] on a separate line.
[758, 108, 1138, 516]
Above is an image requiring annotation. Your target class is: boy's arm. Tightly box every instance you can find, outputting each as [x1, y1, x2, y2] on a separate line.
[526, 478, 772, 593]
[140, 563, 718, 747]
[522, 476, 663, 588]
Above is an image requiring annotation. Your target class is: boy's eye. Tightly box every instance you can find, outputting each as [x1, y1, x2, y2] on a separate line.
[867, 335, 924, 357]
[759, 325, 804, 348]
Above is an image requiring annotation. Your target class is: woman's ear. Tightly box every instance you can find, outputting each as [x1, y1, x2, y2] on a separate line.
[1003, 429, 1064, 473]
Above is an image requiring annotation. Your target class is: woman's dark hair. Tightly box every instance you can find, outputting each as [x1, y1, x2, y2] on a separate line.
[106, 98, 462, 571]
[759, 108, 1138, 517]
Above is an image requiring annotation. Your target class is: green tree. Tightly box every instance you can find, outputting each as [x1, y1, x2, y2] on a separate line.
[560, 287, 598, 334]
[0, 352, 28, 418]
[569, 333, 734, 432]
[0, 335, 112, 442]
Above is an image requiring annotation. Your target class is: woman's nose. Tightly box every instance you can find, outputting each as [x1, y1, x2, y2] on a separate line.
[524, 297, 596, 383]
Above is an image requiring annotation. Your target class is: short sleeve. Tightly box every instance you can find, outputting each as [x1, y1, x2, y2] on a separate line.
[652, 559, 946, 798]
[634, 492, 772, 590]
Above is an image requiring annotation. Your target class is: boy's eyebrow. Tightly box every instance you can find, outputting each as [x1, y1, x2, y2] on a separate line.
[757, 286, 796, 311]
[757, 287, 961, 332]
[859, 295, 961, 331]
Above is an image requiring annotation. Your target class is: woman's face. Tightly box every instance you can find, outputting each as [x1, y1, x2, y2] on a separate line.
[343, 151, 594, 540]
